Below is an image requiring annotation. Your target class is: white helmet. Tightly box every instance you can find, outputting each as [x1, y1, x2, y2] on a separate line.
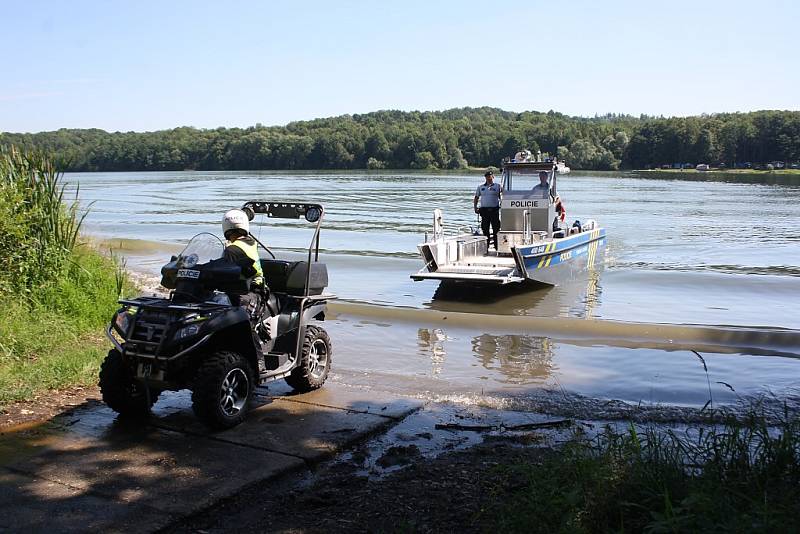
[222, 209, 250, 235]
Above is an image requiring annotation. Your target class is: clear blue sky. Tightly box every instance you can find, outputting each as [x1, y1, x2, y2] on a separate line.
[2, 0, 798, 133]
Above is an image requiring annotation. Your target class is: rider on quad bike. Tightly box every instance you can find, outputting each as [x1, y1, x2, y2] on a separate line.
[221, 208, 264, 310]
[101, 202, 332, 429]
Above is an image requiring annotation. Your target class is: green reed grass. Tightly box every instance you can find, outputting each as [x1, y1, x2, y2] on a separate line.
[0, 146, 90, 294]
[488, 407, 800, 533]
[0, 147, 132, 406]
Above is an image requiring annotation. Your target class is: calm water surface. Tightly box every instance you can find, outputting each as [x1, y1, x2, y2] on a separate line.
[66, 170, 800, 409]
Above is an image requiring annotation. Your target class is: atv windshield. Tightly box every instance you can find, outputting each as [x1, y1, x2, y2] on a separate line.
[176, 233, 225, 269]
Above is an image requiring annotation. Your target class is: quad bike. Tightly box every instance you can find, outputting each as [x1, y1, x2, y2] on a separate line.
[101, 202, 332, 429]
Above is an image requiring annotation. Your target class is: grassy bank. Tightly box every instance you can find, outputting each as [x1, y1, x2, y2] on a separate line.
[489, 410, 800, 533]
[0, 147, 130, 406]
[637, 168, 800, 175]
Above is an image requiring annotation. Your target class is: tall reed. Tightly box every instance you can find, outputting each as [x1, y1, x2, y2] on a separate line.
[0, 146, 87, 294]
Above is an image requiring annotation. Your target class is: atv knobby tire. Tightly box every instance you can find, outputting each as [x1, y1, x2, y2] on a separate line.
[99, 349, 159, 416]
[285, 325, 332, 392]
[192, 350, 254, 429]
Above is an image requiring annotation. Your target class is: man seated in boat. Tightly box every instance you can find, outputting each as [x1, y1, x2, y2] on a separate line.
[531, 171, 567, 230]
[531, 171, 553, 199]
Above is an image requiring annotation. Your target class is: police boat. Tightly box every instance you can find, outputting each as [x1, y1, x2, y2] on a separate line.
[410, 154, 606, 286]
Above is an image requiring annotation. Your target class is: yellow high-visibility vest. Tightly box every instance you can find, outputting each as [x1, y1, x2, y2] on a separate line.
[229, 239, 264, 287]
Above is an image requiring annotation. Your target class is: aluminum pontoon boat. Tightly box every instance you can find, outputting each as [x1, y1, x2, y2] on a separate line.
[411, 156, 605, 286]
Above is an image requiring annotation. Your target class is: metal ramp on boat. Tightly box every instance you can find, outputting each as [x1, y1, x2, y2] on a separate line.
[411, 263, 525, 284]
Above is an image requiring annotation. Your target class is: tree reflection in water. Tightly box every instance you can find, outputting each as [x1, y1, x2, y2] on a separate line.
[471, 333, 555, 384]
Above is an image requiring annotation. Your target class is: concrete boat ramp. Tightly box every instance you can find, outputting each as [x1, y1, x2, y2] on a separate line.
[0, 383, 424, 532]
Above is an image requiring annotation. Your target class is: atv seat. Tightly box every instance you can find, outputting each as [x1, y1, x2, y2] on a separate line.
[261, 259, 328, 296]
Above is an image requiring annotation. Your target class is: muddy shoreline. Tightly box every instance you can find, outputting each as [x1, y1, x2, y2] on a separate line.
[172, 438, 553, 533]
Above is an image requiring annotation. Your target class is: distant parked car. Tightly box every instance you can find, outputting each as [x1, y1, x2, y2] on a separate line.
[696, 163, 710, 171]
[771, 161, 785, 169]
[683, 163, 694, 169]
[661, 164, 671, 169]
[790, 163, 799, 169]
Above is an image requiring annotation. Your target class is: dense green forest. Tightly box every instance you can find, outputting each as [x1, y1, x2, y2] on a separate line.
[1, 108, 798, 172]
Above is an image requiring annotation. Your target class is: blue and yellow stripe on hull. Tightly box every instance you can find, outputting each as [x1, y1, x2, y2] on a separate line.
[512, 228, 606, 286]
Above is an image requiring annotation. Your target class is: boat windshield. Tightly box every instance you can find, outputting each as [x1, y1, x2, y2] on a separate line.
[175, 233, 225, 268]
[503, 168, 556, 194]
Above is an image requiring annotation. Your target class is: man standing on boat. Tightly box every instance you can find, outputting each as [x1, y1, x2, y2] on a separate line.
[474, 170, 502, 251]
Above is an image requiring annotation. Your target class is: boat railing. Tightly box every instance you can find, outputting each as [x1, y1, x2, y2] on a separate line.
[522, 209, 531, 244]
[424, 208, 480, 243]
[424, 223, 477, 243]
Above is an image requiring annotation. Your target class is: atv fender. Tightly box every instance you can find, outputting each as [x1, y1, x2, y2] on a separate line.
[206, 306, 251, 331]
[301, 302, 326, 323]
[203, 320, 261, 373]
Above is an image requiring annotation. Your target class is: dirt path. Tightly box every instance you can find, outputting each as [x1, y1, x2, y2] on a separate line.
[0, 385, 101, 429]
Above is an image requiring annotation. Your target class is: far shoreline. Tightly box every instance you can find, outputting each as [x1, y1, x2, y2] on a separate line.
[61, 166, 800, 183]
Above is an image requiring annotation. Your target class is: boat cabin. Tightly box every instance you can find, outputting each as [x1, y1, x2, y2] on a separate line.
[498, 160, 558, 253]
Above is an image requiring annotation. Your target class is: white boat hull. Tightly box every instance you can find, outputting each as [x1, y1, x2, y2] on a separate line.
[411, 228, 605, 286]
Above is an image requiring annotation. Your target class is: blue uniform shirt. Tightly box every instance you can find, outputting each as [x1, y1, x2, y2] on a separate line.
[531, 182, 551, 199]
[475, 182, 502, 208]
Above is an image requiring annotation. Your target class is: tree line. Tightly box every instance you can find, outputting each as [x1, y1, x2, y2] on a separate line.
[1, 107, 798, 172]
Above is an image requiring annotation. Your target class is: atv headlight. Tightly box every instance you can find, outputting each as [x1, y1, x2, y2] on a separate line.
[177, 324, 200, 339]
[113, 308, 134, 335]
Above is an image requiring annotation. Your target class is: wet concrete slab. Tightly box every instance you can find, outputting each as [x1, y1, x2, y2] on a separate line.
[0, 469, 173, 533]
[267, 382, 426, 420]
[0, 383, 423, 531]
[148, 383, 425, 461]
[1, 415, 302, 517]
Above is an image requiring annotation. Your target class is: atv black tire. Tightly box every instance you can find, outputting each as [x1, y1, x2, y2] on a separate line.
[192, 350, 254, 429]
[285, 325, 331, 392]
[99, 349, 159, 416]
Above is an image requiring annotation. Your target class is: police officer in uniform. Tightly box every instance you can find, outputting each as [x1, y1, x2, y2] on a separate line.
[531, 170, 552, 199]
[473, 170, 502, 251]
[531, 171, 566, 230]
[221, 209, 265, 317]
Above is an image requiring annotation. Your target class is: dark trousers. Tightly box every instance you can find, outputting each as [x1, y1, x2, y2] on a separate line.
[232, 290, 267, 370]
[479, 207, 501, 249]
[231, 290, 264, 324]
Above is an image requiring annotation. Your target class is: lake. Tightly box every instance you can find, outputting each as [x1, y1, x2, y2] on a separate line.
[65, 170, 800, 412]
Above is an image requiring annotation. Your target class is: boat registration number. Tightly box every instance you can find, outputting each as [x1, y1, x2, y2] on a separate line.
[177, 269, 201, 279]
